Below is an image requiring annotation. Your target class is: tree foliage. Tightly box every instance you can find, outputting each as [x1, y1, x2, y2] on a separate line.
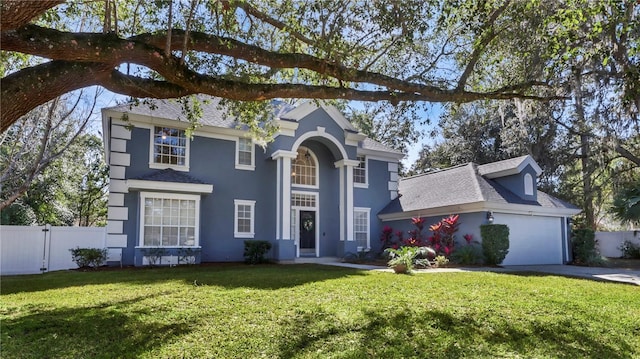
[1, 0, 567, 132]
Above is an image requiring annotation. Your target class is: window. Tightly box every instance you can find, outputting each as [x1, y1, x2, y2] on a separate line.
[291, 193, 316, 208]
[354, 155, 367, 186]
[291, 147, 317, 187]
[524, 173, 534, 196]
[234, 199, 255, 238]
[354, 208, 370, 249]
[151, 126, 188, 169]
[236, 138, 255, 170]
[140, 192, 199, 247]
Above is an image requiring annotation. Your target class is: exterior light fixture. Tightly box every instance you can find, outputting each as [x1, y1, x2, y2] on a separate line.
[487, 211, 494, 224]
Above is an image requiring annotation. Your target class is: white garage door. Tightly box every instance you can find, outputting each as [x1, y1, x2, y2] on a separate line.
[493, 214, 563, 265]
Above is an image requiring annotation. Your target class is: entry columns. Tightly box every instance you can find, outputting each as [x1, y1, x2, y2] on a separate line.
[335, 159, 360, 242]
[272, 150, 298, 241]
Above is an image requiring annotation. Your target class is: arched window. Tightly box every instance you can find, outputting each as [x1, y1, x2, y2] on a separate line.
[524, 173, 534, 196]
[292, 147, 317, 187]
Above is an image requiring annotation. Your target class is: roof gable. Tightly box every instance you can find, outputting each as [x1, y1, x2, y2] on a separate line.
[477, 155, 542, 178]
[279, 101, 357, 132]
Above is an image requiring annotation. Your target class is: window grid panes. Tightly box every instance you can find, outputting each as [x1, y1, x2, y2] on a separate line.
[354, 210, 369, 249]
[354, 156, 366, 184]
[291, 193, 316, 208]
[154, 126, 186, 166]
[292, 148, 316, 186]
[143, 197, 196, 246]
[238, 138, 252, 166]
[236, 204, 252, 233]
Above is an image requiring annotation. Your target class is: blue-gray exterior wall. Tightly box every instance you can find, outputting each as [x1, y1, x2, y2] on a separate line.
[493, 165, 538, 202]
[116, 107, 399, 265]
[382, 212, 488, 252]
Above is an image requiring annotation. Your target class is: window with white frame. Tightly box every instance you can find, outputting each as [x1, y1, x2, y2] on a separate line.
[152, 126, 188, 168]
[234, 199, 255, 238]
[354, 155, 367, 186]
[524, 173, 534, 195]
[354, 208, 370, 249]
[236, 138, 255, 170]
[140, 192, 199, 247]
[291, 147, 317, 187]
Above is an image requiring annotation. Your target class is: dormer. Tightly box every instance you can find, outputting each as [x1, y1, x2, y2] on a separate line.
[477, 155, 542, 202]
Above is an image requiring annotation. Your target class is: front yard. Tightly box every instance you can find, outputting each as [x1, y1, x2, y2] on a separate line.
[1, 264, 639, 358]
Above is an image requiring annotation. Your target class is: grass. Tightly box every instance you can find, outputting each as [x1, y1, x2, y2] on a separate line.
[1, 264, 639, 359]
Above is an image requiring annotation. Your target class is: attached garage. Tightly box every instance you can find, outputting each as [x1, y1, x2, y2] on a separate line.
[378, 156, 580, 266]
[493, 214, 564, 265]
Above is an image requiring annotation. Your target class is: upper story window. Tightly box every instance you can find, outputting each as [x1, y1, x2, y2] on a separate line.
[292, 147, 318, 187]
[236, 137, 255, 170]
[151, 126, 189, 170]
[354, 155, 367, 187]
[524, 173, 534, 196]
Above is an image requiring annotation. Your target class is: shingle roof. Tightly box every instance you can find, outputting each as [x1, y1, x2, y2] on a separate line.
[133, 168, 207, 184]
[105, 96, 235, 128]
[379, 161, 579, 215]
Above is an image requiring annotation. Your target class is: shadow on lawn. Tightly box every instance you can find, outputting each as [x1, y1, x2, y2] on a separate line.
[1, 294, 191, 359]
[1, 264, 367, 294]
[277, 306, 635, 358]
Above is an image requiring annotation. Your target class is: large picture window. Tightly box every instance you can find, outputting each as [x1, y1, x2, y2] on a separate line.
[291, 147, 318, 187]
[151, 126, 188, 170]
[354, 207, 370, 249]
[140, 192, 199, 247]
[234, 199, 256, 238]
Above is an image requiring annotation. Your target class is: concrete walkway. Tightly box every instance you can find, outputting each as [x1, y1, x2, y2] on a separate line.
[323, 261, 640, 286]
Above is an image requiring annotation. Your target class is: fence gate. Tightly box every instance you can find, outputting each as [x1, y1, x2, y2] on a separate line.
[0, 225, 106, 275]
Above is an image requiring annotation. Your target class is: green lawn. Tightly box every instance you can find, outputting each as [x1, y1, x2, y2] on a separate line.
[1, 264, 639, 359]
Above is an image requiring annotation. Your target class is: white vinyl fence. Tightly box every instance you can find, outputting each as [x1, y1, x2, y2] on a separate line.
[595, 231, 640, 258]
[0, 225, 106, 275]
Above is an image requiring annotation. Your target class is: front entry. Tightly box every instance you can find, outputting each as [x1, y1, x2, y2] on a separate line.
[299, 210, 316, 256]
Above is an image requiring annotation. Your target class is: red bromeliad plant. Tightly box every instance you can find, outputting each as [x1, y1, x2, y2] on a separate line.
[428, 214, 459, 257]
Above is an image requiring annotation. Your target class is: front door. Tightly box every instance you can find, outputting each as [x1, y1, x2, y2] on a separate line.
[299, 210, 316, 256]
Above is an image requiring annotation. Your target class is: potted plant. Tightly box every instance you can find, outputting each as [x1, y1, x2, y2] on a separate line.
[385, 246, 435, 274]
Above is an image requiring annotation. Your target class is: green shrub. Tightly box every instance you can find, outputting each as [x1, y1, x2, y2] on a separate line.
[69, 247, 107, 268]
[619, 240, 640, 259]
[571, 228, 600, 265]
[480, 224, 510, 265]
[450, 245, 482, 265]
[244, 240, 272, 264]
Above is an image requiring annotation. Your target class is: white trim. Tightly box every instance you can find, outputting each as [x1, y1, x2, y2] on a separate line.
[108, 193, 125, 206]
[138, 192, 201, 248]
[235, 137, 256, 171]
[110, 152, 131, 167]
[291, 146, 319, 189]
[274, 119, 299, 137]
[524, 173, 534, 196]
[108, 206, 128, 220]
[109, 179, 128, 193]
[353, 207, 371, 250]
[148, 125, 191, 172]
[234, 199, 256, 239]
[111, 124, 132, 140]
[271, 149, 298, 160]
[110, 165, 126, 180]
[276, 157, 281, 239]
[106, 234, 127, 247]
[111, 138, 127, 153]
[106, 220, 123, 234]
[345, 131, 367, 146]
[338, 165, 345, 241]
[378, 201, 582, 221]
[127, 179, 213, 194]
[282, 157, 292, 240]
[346, 165, 354, 241]
[480, 155, 543, 178]
[289, 130, 349, 160]
[357, 148, 405, 162]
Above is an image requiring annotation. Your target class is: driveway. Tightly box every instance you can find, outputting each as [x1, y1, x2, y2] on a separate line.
[325, 262, 640, 286]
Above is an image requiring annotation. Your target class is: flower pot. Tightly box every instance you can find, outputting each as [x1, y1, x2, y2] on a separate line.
[393, 264, 409, 274]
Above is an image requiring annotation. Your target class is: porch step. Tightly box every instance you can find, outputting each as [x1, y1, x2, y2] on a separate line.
[293, 257, 340, 264]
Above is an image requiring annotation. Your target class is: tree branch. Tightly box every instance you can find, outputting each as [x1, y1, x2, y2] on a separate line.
[0, 0, 63, 31]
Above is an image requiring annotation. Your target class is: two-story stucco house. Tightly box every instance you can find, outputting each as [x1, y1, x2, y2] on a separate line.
[102, 97, 403, 265]
[102, 97, 580, 266]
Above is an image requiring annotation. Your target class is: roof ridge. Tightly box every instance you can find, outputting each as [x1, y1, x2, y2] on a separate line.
[400, 162, 472, 181]
[469, 163, 486, 202]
